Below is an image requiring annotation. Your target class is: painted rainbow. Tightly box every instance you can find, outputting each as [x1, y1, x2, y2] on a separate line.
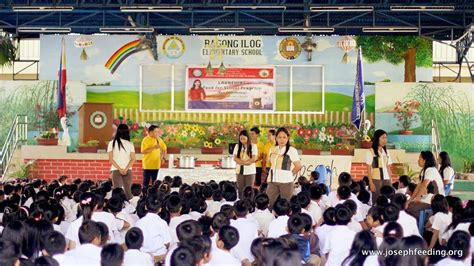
[104, 39, 141, 74]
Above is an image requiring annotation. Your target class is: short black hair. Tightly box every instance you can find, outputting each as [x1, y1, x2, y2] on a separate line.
[106, 197, 123, 213]
[212, 190, 223, 201]
[255, 193, 270, 210]
[322, 207, 337, 226]
[337, 185, 351, 200]
[41, 231, 66, 256]
[357, 190, 370, 204]
[380, 185, 395, 198]
[309, 184, 322, 201]
[125, 227, 144, 250]
[310, 171, 319, 182]
[343, 199, 357, 216]
[0, 239, 20, 266]
[350, 182, 361, 195]
[34, 256, 59, 266]
[338, 172, 352, 186]
[297, 192, 311, 209]
[211, 212, 230, 232]
[250, 126, 260, 135]
[96, 221, 110, 246]
[287, 213, 312, 234]
[391, 193, 407, 211]
[218, 225, 239, 250]
[375, 195, 389, 207]
[407, 182, 417, 194]
[447, 231, 471, 260]
[335, 205, 352, 225]
[78, 221, 100, 244]
[233, 200, 249, 218]
[177, 220, 202, 241]
[382, 204, 400, 223]
[368, 206, 383, 223]
[399, 175, 410, 186]
[148, 125, 159, 132]
[273, 198, 290, 216]
[179, 236, 211, 264]
[131, 184, 142, 196]
[166, 194, 182, 213]
[100, 243, 124, 266]
[220, 205, 235, 220]
[171, 246, 195, 266]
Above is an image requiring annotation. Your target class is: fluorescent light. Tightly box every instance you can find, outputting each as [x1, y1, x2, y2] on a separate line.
[17, 27, 71, 33]
[120, 6, 183, 12]
[223, 5, 286, 10]
[99, 27, 154, 33]
[362, 27, 418, 33]
[189, 27, 245, 33]
[278, 27, 335, 33]
[310, 6, 373, 12]
[12, 6, 74, 12]
[390, 6, 455, 12]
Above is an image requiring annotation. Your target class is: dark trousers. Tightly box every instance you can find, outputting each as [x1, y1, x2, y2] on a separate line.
[255, 167, 263, 186]
[111, 170, 133, 200]
[143, 169, 159, 187]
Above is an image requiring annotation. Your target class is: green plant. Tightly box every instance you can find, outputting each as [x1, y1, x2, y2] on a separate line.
[12, 160, 36, 179]
[78, 139, 100, 147]
[38, 130, 57, 139]
[463, 160, 474, 173]
[0, 36, 16, 67]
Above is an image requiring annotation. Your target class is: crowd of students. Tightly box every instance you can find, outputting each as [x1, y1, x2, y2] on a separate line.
[0, 152, 472, 266]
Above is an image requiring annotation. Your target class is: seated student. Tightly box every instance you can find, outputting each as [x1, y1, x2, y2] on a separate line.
[252, 193, 275, 237]
[206, 190, 224, 217]
[178, 235, 212, 266]
[34, 256, 60, 266]
[427, 194, 452, 255]
[343, 200, 362, 233]
[165, 220, 203, 266]
[166, 195, 191, 247]
[123, 228, 153, 266]
[397, 175, 410, 195]
[341, 230, 378, 266]
[332, 185, 352, 206]
[41, 231, 67, 264]
[208, 225, 241, 266]
[318, 183, 331, 210]
[389, 193, 420, 237]
[357, 190, 371, 221]
[287, 213, 321, 265]
[365, 206, 384, 234]
[209, 212, 230, 253]
[0, 239, 21, 266]
[307, 184, 324, 225]
[189, 199, 206, 221]
[135, 195, 171, 262]
[373, 204, 400, 246]
[297, 192, 317, 226]
[436, 231, 471, 266]
[97, 222, 110, 246]
[268, 198, 291, 238]
[380, 185, 396, 200]
[322, 205, 357, 266]
[328, 172, 352, 206]
[230, 200, 259, 263]
[316, 207, 337, 256]
[63, 221, 103, 265]
[221, 186, 238, 207]
[171, 246, 195, 266]
[383, 235, 428, 266]
[379, 222, 404, 253]
[106, 197, 132, 244]
[406, 182, 417, 200]
[130, 184, 142, 209]
[101, 243, 124, 266]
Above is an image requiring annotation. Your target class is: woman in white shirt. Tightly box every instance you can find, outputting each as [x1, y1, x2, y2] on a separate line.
[366, 129, 392, 204]
[267, 127, 302, 209]
[108, 124, 136, 200]
[233, 130, 257, 199]
[407, 151, 445, 221]
[439, 151, 455, 194]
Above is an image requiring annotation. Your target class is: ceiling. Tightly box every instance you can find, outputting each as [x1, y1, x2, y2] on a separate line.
[0, 1, 473, 40]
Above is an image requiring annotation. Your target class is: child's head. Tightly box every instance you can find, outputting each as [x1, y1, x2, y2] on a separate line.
[166, 194, 182, 214]
[383, 222, 404, 239]
[382, 204, 400, 223]
[322, 207, 337, 226]
[217, 225, 239, 251]
[222, 186, 237, 202]
[41, 231, 66, 256]
[287, 213, 312, 234]
[0, 240, 20, 266]
[177, 220, 203, 242]
[407, 182, 417, 196]
[431, 194, 449, 215]
[391, 193, 407, 211]
[380, 185, 395, 199]
[309, 184, 322, 201]
[96, 221, 110, 246]
[399, 175, 410, 188]
[273, 198, 290, 217]
[172, 176, 183, 188]
[100, 243, 124, 266]
[350, 182, 361, 196]
[78, 221, 101, 245]
[125, 227, 144, 250]
[392, 181, 399, 190]
[310, 171, 319, 182]
[179, 236, 212, 265]
[211, 212, 230, 233]
[106, 197, 123, 214]
[198, 215, 213, 237]
[255, 193, 270, 210]
[190, 199, 207, 214]
[335, 204, 352, 225]
[297, 176, 308, 186]
[343, 199, 357, 218]
[338, 172, 352, 186]
[357, 190, 370, 204]
[219, 205, 235, 220]
[375, 195, 389, 207]
[337, 185, 351, 200]
[171, 246, 195, 266]
[201, 186, 213, 199]
[447, 231, 471, 261]
[233, 200, 249, 218]
[212, 190, 223, 202]
[366, 206, 383, 228]
[146, 195, 162, 213]
[297, 192, 311, 209]
[130, 184, 141, 197]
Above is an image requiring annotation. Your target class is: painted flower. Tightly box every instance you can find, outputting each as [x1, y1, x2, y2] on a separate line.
[214, 138, 222, 145]
[321, 127, 326, 132]
[327, 127, 334, 135]
[192, 125, 199, 132]
[190, 131, 196, 137]
[298, 128, 305, 137]
[327, 135, 334, 143]
[306, 129, 312, 136]
[364, 135, 371, 142]
[313, 128, 319, 135]
[180, 130, 188, 137]
[203, 141, 212, 148]
[184, 124, 192, 131]
[319, 133, 327, 142]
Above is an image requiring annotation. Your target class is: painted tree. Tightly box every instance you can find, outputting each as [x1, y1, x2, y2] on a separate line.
[355, 36, 432, 82]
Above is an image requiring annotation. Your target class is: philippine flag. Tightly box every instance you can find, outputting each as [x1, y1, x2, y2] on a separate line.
[57, 38, 67, 118]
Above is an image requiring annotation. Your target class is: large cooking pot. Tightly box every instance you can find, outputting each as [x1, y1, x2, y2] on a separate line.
[178, 156, 196, 168]
[220, 156, 236, 169]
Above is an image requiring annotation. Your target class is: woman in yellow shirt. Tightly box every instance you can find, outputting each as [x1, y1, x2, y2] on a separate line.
[141, 125, 167, 187]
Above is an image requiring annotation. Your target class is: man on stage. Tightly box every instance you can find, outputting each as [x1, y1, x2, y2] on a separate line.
[141, 125, 167, 187]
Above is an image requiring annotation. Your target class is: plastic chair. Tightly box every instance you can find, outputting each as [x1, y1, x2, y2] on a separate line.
[418, 208, 433, 235]
[313, 165, 332, 194]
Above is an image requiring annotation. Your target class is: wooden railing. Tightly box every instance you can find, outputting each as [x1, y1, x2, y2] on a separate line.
[113, 109, 375, 126]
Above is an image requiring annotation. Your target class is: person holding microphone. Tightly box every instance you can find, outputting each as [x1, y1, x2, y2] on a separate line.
[141, 125, 167, 188]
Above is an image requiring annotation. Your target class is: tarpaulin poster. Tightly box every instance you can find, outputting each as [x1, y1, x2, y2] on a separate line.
[186, 66, 275, 111]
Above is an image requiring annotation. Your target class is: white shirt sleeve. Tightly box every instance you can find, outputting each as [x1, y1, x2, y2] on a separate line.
[386, 149, 393, 165]
[431, 213, 444, 231]
[233, 145, 239, 156]
[107, 140, 114, 153]
[288, 147, 300, 162]
[423, 168, 437, 182]
[443, 167, 455, 182]
[366, 150, 373, 165]
[128, 141, 136, 153]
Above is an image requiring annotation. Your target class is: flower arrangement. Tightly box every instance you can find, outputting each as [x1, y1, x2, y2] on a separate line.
[333, 143, 351, 150]
[394, 99, 420, 133]
[162, 123, 205, 148]
[78, 139, 100, 147]
[38, 129, 58, 139]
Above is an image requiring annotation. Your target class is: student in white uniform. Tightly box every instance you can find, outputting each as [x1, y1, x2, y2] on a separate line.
[230, 200, 259, 263]
[391, 193, 420, 237]
[428, 195, 452, 250]
[267, 198, 291, 238]
[164, 220, 203, 266]
[41, 231, 68, 265]
[396, 175, 410, 195]
[436, 231, 472, 266]
[252, 193, 275, 237]
[135, 195, 171, 262]
[322, 205, 357, 266]
[316, 207, 337, 256]
[208, 225, 241, 266]
[233, 130, 258, 199]
[439, 151, 455, 193]
[167, 194, 192, 247]
[123, 228, 153, 266]
[341, 230, 378, 266]
[62, 221, 103, 266]
[101, 243, 124, 266]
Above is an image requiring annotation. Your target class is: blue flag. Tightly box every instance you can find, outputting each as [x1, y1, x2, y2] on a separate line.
[352, 48, 365, 130]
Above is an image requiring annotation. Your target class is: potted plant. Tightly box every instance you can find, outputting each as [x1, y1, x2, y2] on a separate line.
[0, 36, 16, 67]
[394, 99, 420, 135]
[330, 143, 353, 155]
[77, 140, 100, 153]
[356, 126, 375, 149]
[35, 129, 58, 145]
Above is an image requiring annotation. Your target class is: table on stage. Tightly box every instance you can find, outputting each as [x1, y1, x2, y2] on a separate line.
[157, 167, 236, 184]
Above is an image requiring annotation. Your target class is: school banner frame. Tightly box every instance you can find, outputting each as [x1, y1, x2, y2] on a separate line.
[185, 66, 276, 112]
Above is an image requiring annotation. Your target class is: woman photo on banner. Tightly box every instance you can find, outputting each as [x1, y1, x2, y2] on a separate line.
[107, 124, 136, 200]
[267, 127, 302, 209]
[188, 79, 206, 101]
